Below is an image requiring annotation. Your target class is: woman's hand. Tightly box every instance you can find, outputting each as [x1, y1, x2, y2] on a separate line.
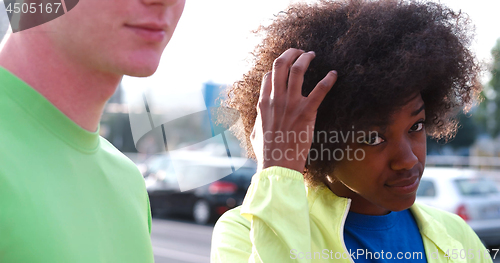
[251, 48, 338, 172]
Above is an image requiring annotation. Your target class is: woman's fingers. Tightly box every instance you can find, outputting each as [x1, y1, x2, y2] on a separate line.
[253, 48, 338, 172]
[271, 48, 305, 100]
[258, 72, 272, 106]
[287, 51, 316, 102]
[256, 72, 272, 133]
[307, 70, 338, 110]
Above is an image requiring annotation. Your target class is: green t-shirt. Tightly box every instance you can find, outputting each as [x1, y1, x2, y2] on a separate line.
[0, 67, 154, 263]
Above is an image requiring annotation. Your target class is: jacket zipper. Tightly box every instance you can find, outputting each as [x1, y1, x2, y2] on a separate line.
[340, 199, 355, 263]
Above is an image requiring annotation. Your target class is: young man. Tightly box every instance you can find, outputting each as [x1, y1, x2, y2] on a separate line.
[0, 0, 185, 262]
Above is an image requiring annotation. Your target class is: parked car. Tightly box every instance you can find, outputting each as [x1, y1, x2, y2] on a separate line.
[145, 154, 256, 224]
[416, 167, 500, 248]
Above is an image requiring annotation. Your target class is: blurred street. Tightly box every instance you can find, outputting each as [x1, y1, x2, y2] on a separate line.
[151, 217, 500, 263]
[151, 218, 212, 263]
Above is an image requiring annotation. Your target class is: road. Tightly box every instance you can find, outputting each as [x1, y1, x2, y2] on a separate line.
[151, 218, 213, 263]
[150, 217, 500, 263]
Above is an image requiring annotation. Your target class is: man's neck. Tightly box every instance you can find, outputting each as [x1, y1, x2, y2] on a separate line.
[0, 31, 122, 132]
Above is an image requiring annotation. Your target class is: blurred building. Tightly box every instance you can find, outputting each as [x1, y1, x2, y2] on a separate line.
[202, 82, 225, 108]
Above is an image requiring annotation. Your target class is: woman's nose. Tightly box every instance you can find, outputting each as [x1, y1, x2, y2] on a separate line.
[390, 138, 419, 171]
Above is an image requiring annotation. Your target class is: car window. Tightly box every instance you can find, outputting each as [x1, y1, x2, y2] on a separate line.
[218, 167, 256, 188]
[234, 167, 256, 187]
[416, 180, 436, 197]
[454, 178, 499, 196]
[178, 164, 227, 185]
[233, 167, 255, 179]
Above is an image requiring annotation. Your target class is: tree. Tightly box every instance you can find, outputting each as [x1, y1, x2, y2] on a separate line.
[474, 38, 500, 137]
[427, 111, 478, 155]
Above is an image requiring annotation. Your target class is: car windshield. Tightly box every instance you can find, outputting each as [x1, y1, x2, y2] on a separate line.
[454, 177, 499, 196]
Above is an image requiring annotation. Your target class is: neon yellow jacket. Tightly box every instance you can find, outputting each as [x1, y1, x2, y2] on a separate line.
[211, 167, 493, 263]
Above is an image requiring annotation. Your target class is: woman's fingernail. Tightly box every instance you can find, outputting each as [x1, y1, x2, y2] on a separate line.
[308, 51, 315, 55]
[330, 70, 337, 75]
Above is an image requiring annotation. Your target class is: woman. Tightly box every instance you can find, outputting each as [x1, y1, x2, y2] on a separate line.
[211, 0, 489, 262]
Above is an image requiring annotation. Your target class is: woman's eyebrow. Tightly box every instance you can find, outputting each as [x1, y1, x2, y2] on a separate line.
[411, 104, 426, 117]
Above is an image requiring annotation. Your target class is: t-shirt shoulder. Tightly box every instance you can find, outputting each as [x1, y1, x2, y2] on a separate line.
[99, 136, 136, 161]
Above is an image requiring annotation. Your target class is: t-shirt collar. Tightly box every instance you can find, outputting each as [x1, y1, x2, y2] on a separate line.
[0, 66, 100, 153]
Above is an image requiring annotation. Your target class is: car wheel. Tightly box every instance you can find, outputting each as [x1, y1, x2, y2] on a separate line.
[193, 199, 211, 225]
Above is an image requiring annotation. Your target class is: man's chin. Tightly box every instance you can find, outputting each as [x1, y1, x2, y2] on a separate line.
[126, 71, 157, 78]
[122, 64, 159, 78]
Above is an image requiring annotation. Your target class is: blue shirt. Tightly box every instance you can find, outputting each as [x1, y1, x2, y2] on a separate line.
[344, 209, 428, 262]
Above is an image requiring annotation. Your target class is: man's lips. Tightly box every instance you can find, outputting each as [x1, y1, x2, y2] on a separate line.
[125, 23, 167, 42]
[127, 22, 167, 31]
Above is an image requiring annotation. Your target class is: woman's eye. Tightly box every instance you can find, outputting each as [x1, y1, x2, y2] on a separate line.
[410, 122, 425, 132]
[363, 135, 385, 146]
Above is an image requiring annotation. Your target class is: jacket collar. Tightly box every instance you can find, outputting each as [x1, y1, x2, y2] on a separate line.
[306, 184, 465, 263]
[410, 204, 466, 263]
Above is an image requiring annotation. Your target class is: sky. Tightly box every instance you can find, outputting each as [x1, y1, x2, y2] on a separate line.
[122, 0, 500, 112]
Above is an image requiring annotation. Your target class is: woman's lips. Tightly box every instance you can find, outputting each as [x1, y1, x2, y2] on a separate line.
[385, 176, 420, 195]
